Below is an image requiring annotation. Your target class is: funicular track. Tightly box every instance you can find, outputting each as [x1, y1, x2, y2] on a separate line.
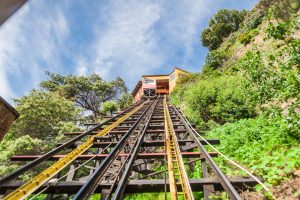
[0, 96, 258, 200]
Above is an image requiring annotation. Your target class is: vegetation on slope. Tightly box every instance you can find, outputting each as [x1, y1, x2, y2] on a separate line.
[171, 0, 300, 199]
[201, 9, 247, 50]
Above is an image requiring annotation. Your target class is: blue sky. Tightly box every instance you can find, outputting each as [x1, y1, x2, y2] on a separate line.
[0, 0, 259, 103]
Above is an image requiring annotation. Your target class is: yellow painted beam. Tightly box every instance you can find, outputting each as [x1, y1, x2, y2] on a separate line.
[164, 97, 178, 199]
[164, 95, 193, 200]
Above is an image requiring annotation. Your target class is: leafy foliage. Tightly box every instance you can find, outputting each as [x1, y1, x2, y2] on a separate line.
[40, 72, 127, 118]
[201, 9, 247, 50]
[0, 90, 81, 177]
[11, 90, 81, 141]
[117, 93, 133, 110]
[206, 115, 300, 185]
[205, 49, 227, 69]
[171, 75, 256, 130]
[272, 0, 299, 20]
[238, 29, 259, 45]
[237, 40, 300, 105]
[102, 101, 118, 116]
[125, 193, 165, 200]
[0, 135, 45, 176]
[257, 0, 299, 20]
[241, 10, 264, 31]
[265, 21, 293, 40]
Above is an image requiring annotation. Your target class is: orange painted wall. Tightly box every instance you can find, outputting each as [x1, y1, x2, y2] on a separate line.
[134, 85, 143, 102]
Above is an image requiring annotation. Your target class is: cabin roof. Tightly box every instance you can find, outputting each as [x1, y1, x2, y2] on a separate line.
[172, 67, 190, 74]
[141, 67, 189, 78]
[142, 74, 168, 77]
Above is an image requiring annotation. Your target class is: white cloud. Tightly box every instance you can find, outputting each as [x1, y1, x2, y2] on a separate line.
[157, 0, 214, 67]
[77, 0, 214, 89]
[91, 0, 163, 84]
[0, 1, 70, 102]
[0, 4, 28, 100]
[76, 57, 88, 76]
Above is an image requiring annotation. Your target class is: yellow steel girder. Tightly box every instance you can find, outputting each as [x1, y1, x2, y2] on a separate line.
[163, 96, 194, 200]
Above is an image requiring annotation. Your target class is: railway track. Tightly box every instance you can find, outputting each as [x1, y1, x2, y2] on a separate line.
[0, 96, 258, 200]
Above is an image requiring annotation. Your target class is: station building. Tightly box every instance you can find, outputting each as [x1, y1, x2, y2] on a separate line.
[131, 67, 190, 102]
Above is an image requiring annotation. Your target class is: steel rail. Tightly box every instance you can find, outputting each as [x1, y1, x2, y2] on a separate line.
[0, 100, 144, 186]
[164, 96, 194, 200]
[112, 97, 160, 200]
[3, 102, 146, 200]
[173, 107, 242, 200]
[73, 99, 156, 200]
[98, 104, 159, 200]
[101, 98, 160, 200]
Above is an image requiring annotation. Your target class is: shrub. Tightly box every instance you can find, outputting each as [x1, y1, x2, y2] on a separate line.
[206, 115, 300, 185]
[117, 93, 133, 109]
[11, 90, 81, 141]
[258, 0, 299, 20]
[171, 75, 256, 130]
[242, 11, 264, 31]
[238, 40, 300, 105]
[175, 73, 199, 86]
[0, 135, 45, 176]
[265, 21, 292, 40]
[238, 29, 259, 45]
[102, 101, 118, 116]
[0, 90, 82, 177]
[205, 49, 227, 69]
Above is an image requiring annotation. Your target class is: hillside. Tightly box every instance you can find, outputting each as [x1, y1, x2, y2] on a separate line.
[171, 0, 300, 199]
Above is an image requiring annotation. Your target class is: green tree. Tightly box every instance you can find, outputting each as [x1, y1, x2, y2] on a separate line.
[10, 90, 81, 141]
[102, 101, 118, 116]
[117, 93, 133, 110]
[40, 73, 128, 118]
[0, 135, 45, 176]
[0, 90, 82, 176]
[201, 9, 247, 50]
